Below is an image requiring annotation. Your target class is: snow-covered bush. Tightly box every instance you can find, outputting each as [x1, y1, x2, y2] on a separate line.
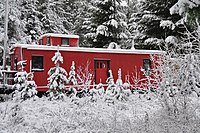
[76, 61, 94, 98]
[47, 50, 68, 100]
[149, 29, 200, 132]
[107, 42, 120, 49]
[105, 69, 131, 103]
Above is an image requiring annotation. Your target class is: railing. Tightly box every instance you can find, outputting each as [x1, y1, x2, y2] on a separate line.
[0, 70, 17, 90]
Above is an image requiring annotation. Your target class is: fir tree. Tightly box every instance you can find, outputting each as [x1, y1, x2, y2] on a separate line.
[85, 0, 130, 48]
[105, 69, 116, 103]
[47, 49, 68, 100]
[130, 0, 182, 50]
[67, 61, 78, 85]
[12, 62, 37, 101]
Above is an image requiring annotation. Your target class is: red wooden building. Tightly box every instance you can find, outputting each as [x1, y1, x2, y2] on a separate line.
[10, 33, 163, 92]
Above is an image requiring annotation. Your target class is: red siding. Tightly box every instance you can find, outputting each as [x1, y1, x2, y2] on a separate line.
[15, 47, 152, 92]
[50, 37, 61, 46]
[69, 38, 78, 47]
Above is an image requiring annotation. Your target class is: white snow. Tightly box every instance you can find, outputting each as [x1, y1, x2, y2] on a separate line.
[170, 0, 200, 15]
[119, 0, 128, 7]
[12, 44, 165, 55]
[107, 19, 118, 28]
[96, 25, 108, 36]
[165, 36, 178, 44]
[39, 33, 79, 39]
[160, 20, 175, 30]
[0, 95, 161, 133]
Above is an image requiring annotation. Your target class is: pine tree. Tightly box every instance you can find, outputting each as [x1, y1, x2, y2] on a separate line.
[47, 49, 68, 100]
[85, 0, 130, 48]
[37, 0, 70, 34]
[73, 0, 96, 47]
[12, 61, 37, 101]
[67, 61, 78, 85]
[130, 0, 182, 50]
[105, 70, 116, 103]
[21, 0, 41, 43]
[12, 71, 27, 101]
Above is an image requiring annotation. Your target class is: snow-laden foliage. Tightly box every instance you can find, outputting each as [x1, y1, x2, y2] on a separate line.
[84, 0, 130, 48]
[144, 38, 164, 49]
[160, 20, 175, 30]
[148, 29, 200, 131]
[170, 0, 200, 16]
[105, 69, 131, 103]
[47, 50, 67, 100]
[165, 36, 178, 45]
[170, 0, 200, 32]
[107, 42, 120, 49]
[67, 61, 77, 85]
[12, 71, 37, 101]
[52, 51, 63, 65]
[129, 0, 181, 50]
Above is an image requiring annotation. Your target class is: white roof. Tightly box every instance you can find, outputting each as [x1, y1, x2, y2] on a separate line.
[39, 33, 79, 39]
[12, 44, 165, 55]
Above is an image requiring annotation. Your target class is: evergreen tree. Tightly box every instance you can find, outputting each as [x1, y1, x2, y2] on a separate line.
[131, 0, 182, 50]
[47, 49, 68, 100]
[20, 0, 41, 43]
[85, 0, 130, 48]
[105, 70, 116, 103]
[73, 0, 96, 47]
[12, 61, 37, 101]
[67, 61, 78, 85]
[37, 0, 70, 34]
[170, 0, 200, 32]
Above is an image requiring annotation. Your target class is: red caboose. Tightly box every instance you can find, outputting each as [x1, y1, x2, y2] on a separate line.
[10, 33, 163, 92]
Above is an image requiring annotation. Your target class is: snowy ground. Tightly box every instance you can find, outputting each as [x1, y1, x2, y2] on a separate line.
[1, 93, 200, 133]
[0, 93, 161, 133]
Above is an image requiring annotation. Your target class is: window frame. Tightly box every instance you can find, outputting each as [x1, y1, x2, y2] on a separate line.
[39, 39, 42, 45]
[31, 56, 44, 72]
[143, 58, 151, 76]
[46, 37, 50, 46]
[61, 38, 69, 46]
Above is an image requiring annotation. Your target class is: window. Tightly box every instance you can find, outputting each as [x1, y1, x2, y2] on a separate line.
[47, 37, 50, 45]
[61, 38, 69, 46]
[32, 56, 44, 71]
[143, 59, 151, 76]
[39, 39, 42, 45]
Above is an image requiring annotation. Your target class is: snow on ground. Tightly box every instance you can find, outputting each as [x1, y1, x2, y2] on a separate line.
[0, 94, 160, 133]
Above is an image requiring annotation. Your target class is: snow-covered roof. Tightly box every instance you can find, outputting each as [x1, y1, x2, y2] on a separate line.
[39, 33, 79, 39]
[12, 44, 165, 55]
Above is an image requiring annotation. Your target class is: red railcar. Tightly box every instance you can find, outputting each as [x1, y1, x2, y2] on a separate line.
[10, 33, 163, 92]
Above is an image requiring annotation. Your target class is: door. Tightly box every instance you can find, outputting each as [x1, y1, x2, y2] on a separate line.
[94, 60, 110, 84]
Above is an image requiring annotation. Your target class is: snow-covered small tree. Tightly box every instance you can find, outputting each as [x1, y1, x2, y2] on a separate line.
[116, 68, 131, 101]
[105, 70, 116, 103]
[47, 49, 68, 100]
[67, 61, 77, 85]
[20, 79, 38, 101]
[12, 71, 27, 101]
[12, 65, 37, 101]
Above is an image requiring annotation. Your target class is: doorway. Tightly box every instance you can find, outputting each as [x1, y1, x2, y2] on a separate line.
[94, 59, 110, 84]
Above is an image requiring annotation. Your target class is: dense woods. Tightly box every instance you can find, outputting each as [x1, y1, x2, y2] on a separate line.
[0, 0, 199, 50]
